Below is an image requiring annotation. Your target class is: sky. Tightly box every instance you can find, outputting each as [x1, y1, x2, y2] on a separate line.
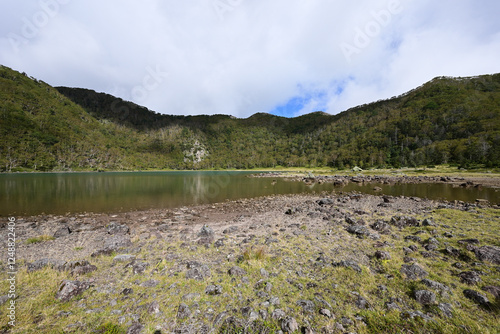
[0, 0, 499, 118]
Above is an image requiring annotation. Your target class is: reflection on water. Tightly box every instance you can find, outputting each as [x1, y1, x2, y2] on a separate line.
[0, 172, 498, 216]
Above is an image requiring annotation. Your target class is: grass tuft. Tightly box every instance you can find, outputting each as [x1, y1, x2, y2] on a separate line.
[26, 235, 55, 244]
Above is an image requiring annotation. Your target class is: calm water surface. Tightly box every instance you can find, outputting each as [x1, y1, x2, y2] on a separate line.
[0, 171, 498, 216]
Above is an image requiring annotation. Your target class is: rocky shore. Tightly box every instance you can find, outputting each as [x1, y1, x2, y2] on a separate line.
[250, 172, 500, 190]
[1, 192, 499, 333]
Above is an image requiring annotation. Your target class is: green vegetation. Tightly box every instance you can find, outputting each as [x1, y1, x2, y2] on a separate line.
[26, 235, 55, 244]
[1, 65, 499, 172]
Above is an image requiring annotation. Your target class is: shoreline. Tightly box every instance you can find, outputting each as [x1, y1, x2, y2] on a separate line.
[1, 192, 499, 333]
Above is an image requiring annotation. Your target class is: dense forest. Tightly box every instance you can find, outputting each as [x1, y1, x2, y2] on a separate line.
[1, 65, 499, 172]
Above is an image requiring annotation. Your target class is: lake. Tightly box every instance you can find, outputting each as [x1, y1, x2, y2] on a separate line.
[0, 171, 498, 216]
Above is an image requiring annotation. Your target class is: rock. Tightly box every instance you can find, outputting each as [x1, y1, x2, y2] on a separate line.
[458, 271, 481, 285]
[121, 288, 133, 295]
[374, 251, 391, 260]
[458, 238, 480, 245]
[345, 216, 357, 225]
[177, 303, 191, 319]
[333, 260, 362, 273]
[400, 311, 433, 322]
[415, 290, 436, 305]
[385, 301, 401, 311]
[104, 235, 132, 251]
[197, 225, 215, 245]
[186, 264, 211, 280]
[482, 286, 500, 300]
[269, 296, 280, 306]
[27, 258, 66, 272]
[400, 264, 428, 280]
[346, 225, 371, 238]
[421, 279, 450, 292]
[205, 285, 223, 295]
[422, 219, 435, 226]
[241, 306, 255, 319]
[71, 264, 97, 276]
[297, 299, 315, 313]
[91, 248, 114, 257]
[318, 198, 334, 205]
[438, 303, 453, 318]
[281, 317, 299, 333]
[405, 235, 422, 243]
[56, 280, 90, 302]
[356, 296, 369, 309]
[463, 289, 490, 307]
[443, 232, 453, 238]
[403, 247, 415, 254]
[228, 266, 247, 277]
[140, 279, 159, 288]
[444, 246, 461, 257]
[390, 216, 420, 228]
[127, 323, 144, 334]
[132, 262, 149, 275]
[370, 221, 391, 234]
[319, 308, 332, 318]
[107, 222, 129, 235]
[113, 254, 136, 262]
[214, 239, 225, 247]
[260, 268, 269, 278]
[53, 226, 71, 238]
[223, 226, 239, 234]
[271, 309, 286, 320]
[474, 246, 500, 264]
[0, 295, 10, 305]
[424, 244, 438, 251]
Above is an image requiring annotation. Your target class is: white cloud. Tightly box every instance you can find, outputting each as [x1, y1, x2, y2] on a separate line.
[0, 0, 499, 117]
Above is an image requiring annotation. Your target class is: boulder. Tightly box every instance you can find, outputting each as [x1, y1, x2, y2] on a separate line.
[56, 280, 90, 302]
[228, 266, 247, 277]
[107, 222, 129, 235]
[197, 225, 214, 245]
[205, 285, 223, 295]
[177, 303, 191, 319]
[474, 246, 500, 264]
[415, 290, 436, 305]
[463, 289, 490, 307]
[400, 264, 428, 280]
[53, 226, 71, 238]
[390, 216, 420, 228]
[186, 264, 211, 280]
[333, 260, 362, 273]
[458, 271, 481, 285]
[27, 258, 66, 272]
[281, 317, 299, 333]
[296, 299, 315, 313]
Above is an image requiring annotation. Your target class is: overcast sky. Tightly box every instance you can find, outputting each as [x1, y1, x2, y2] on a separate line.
[1, 0, 499, 118]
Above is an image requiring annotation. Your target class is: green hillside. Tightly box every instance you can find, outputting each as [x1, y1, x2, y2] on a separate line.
[1, 65, 499, 172]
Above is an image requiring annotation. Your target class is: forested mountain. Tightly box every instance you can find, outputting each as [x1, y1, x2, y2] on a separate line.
[1, 65, 499, 172]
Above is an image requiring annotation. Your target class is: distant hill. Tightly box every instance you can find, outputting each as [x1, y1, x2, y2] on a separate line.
[1, 65, 499, 171]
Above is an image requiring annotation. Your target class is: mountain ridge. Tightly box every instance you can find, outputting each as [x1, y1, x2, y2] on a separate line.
[1, 65, 499, 171]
